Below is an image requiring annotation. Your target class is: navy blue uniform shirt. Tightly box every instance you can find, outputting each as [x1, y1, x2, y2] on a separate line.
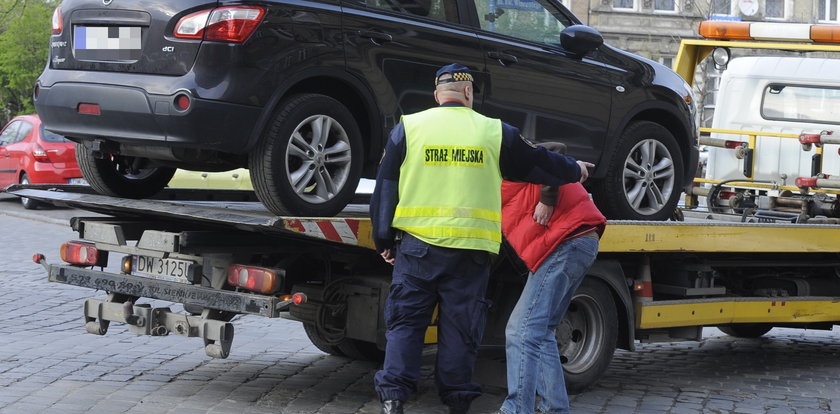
[370, 102, 583, 252]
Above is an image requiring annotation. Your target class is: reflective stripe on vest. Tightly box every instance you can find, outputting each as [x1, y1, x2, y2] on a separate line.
[393, 106, 503, 253]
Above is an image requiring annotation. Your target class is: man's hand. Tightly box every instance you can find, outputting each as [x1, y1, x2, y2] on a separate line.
[577, 161, 594, 183]
[380, 248, 395, 265]
[533, 202, 554, 226]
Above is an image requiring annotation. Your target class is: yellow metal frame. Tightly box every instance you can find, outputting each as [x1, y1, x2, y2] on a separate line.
[637, 297, 840, 329]
[599, 221, 840, 253]
[674, 38, 840, 87]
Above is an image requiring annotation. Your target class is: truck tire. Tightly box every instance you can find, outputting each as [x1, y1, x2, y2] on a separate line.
[303, 323, 346, 357]
[250, 94, 363, 216]
[593, 121, 683, 221]
[76, 143, 175, 198]
[717, 324, 773, 338]
[560, 278, 618, 394]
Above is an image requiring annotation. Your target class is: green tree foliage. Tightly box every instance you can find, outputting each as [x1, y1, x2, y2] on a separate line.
[0, 0, 54, 123]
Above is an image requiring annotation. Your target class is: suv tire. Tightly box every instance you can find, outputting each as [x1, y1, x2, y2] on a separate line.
[75, 144, 176, 198]
[250, 94, 363, 216]
[594, 121, 683, 221]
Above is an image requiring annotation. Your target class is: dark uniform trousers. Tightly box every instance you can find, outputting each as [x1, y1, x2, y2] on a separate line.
[374, 233, 492, 410]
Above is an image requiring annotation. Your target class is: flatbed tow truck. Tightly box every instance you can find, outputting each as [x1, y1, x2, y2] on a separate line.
[9, 19, 840, 395]
[8, 180, 840, 394]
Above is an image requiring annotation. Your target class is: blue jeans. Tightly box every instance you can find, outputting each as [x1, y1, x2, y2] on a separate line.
[501, 235, 599, 414]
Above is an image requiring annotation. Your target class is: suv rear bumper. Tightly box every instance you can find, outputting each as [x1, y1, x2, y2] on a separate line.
[35, 81, 262, 155]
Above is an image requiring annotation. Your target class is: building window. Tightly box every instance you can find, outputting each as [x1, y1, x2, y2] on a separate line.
[765, 0, 785, 18]
[819, 0, 839, 22]
[613, 0, 635, 10]
[654, 0, 677, 12]
[659, 56, 674, 68]
[712, 0, 731, 15]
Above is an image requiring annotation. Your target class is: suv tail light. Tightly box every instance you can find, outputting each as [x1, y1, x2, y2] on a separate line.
[51, 7, 63, 35]
[174, 6, 265, 43]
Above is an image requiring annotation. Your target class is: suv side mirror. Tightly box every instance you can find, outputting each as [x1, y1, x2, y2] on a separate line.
[560, 25, 603, 57]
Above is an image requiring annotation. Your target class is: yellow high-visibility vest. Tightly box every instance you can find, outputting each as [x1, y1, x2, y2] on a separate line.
[393, 106, 503, 253]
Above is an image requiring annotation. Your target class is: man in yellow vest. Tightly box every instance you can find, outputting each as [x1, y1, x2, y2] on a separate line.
[370, 63, 593, 414]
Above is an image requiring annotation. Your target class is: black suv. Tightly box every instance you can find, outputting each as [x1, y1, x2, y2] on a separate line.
[35, 0, 697, 220]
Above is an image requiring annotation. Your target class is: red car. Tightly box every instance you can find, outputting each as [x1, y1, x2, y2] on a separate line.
[0, 114, 83, 208]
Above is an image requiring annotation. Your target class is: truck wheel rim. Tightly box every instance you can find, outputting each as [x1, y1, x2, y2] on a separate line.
[285, 114, 352, 204]
[557, 294, 603, 374]
[622, 138, 675, 215]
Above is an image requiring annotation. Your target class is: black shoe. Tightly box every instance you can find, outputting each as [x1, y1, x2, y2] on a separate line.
[381, 399, 404, 414]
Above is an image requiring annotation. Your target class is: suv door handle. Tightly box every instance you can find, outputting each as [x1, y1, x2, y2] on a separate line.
[487, 51, 518, 65]
[358, 30, 393, 45]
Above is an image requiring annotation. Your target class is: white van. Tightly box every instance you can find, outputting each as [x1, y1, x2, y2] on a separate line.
[705, 56, 840, 187]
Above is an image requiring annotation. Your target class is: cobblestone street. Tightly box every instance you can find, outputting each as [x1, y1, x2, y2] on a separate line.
[1, 197, 840, 413]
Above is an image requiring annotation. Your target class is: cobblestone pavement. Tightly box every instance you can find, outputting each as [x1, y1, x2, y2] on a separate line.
[1, 197, 840, 414]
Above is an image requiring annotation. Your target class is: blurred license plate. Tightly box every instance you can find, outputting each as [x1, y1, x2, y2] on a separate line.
[132, 256, 193, 284]
[74, 26, 142, 61]
[69, 177, 88, 185]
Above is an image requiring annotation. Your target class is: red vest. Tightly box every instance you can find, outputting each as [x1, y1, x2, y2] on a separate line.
[501, 181, 606, 272]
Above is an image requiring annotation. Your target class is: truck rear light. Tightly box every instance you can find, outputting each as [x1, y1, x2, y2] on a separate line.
[32, 253, 46, 264]
[292, 292, 307, 305]
[279, 292, 307, 305]
[60, 241, 107, 266]
[174, 6, 265, 43]
[51, 7, 63, 35]
[227, 265, 283, 294]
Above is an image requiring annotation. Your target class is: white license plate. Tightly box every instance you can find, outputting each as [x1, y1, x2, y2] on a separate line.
[69, 177, 88, 185]
[132, 256, 194, 284]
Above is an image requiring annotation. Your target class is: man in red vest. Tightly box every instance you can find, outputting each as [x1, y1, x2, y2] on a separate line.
[499, 142, 606, 414]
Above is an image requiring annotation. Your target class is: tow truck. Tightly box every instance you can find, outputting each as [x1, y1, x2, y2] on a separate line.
[678, 19, 840, 223]
[8, 19, 840, 395]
